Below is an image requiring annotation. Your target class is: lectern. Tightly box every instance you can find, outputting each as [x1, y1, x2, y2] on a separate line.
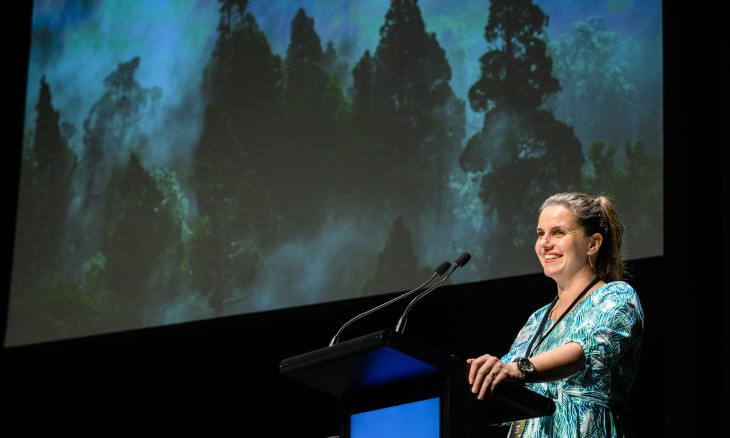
[279, 329, 555, 437]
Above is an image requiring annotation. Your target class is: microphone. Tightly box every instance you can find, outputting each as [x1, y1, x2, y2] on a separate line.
[329, 260, 451, 346]
[394, 252, 471, 334]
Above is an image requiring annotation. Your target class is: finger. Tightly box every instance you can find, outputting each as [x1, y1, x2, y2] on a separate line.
[471, 362, 491, 393]
[467, 358, 482, 384]
[478, 370, 498, 400]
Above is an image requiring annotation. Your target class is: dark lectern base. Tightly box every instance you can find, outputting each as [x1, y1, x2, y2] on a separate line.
[280, 329, 555, 437]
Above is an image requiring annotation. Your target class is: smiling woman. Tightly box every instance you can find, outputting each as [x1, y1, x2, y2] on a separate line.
[467, 192, 644, 437]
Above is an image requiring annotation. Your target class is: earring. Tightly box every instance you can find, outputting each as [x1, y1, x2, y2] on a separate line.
[588, 255, 594, 273]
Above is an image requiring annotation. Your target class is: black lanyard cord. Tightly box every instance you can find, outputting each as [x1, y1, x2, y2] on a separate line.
[524, 276, 600, 358]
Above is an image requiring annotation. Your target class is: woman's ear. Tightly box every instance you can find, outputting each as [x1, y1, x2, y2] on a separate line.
[588, 232, 603, 255]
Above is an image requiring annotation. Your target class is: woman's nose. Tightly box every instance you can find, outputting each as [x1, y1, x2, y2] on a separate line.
[539, 236, 552, 249]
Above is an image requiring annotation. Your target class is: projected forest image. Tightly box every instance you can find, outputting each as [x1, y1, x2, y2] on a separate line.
[8, 0, 663, 347]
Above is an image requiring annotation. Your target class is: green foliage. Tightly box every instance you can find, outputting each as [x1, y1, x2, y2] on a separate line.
[152, 166, 196, 286]
[102, 152, 186, 318]
[153, 167, 193, 242]
[5, 252, 114, 346]
[80, 251, 108, 291]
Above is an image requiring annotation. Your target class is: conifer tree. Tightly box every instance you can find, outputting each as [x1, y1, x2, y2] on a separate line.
[355, 0, 465, 214]
[360, 215, 425, 297]
[193, 1, 281, 314]
[11, 76, 75, 299]
[80, 56, 161, 207]
[102, 152, 183, 323]
[278, 8, 350, 233]
[460, 0, 583, 277]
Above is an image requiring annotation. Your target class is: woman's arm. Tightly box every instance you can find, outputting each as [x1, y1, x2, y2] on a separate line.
[466, 341, 585, 400]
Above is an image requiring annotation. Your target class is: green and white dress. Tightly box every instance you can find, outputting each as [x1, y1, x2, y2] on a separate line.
[501, 281, 644, 437]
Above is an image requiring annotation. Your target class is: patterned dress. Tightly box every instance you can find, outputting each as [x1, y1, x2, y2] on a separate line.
[501, 281, 644, 437]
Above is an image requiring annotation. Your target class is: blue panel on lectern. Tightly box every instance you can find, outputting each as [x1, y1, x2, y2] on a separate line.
[359, 347, 439, 387]
[350, 396, 439, 438]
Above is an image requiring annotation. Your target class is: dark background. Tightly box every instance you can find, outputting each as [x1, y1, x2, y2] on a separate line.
[3, 2, 727, 437]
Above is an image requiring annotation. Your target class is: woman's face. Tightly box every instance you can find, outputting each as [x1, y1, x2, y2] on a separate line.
[535, 205, 591, 280]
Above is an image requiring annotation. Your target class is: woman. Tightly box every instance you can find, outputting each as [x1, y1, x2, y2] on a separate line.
[467, 192, 644, 437]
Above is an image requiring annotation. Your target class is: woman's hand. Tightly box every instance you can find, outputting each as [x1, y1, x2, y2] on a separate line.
[466, 354, 523, 400]
[467, 343, 586, 399]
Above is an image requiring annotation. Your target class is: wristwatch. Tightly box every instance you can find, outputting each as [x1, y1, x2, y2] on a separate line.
[513, 357, 535, 382]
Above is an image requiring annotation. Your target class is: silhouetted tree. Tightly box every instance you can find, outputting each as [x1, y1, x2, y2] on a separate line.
[12, 75, 76, 294]
[80, 56, 162, 207]
[102, 152, 185, 325]
[353, 0, 465, 217]
[322, 40, 351, 89]
[277, 8, 351, 233]
[351, 50, 376, 134]
[190, 104, 274, 315]
[460, 0, 583, 278]
[360, 215, 428, 297]
[5, 76, 86, 346]
[193, 1, 282, 314]
[202, 0, 283, 168]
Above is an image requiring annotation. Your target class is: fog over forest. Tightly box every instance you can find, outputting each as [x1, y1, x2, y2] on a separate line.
[9, 0, 662, 347]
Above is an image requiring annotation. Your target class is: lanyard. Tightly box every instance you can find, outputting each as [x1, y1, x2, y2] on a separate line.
[524, 276, 600, 358]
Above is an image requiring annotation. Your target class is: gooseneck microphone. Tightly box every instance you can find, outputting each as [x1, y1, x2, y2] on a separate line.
[329, 260, 451, 346]
[394, 252, 471, 334]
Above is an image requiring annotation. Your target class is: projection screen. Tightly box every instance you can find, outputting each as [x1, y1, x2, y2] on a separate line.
[7, 0, 663, 347]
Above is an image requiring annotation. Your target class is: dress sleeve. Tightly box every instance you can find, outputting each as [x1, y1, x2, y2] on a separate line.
[567, 282, 644, 379]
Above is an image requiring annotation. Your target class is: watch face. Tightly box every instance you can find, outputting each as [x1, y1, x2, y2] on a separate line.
[519, 358, 534, 373]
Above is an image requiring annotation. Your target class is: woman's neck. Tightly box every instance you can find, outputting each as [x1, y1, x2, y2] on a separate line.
[552, 272, 600, 319]
[556, 270, 596, 298]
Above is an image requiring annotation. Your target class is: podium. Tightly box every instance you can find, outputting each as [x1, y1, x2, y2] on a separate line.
[279, 329, 555, 437]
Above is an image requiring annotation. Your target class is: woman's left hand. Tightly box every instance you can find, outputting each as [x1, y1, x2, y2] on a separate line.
[466, 354, 522, 399]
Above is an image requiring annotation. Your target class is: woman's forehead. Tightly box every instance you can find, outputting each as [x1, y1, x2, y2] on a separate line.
[538, 205, 576, 227]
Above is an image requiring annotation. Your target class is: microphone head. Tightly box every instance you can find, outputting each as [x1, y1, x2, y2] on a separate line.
[435, 260, 451, 275]
[455, 252, 471, 267]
